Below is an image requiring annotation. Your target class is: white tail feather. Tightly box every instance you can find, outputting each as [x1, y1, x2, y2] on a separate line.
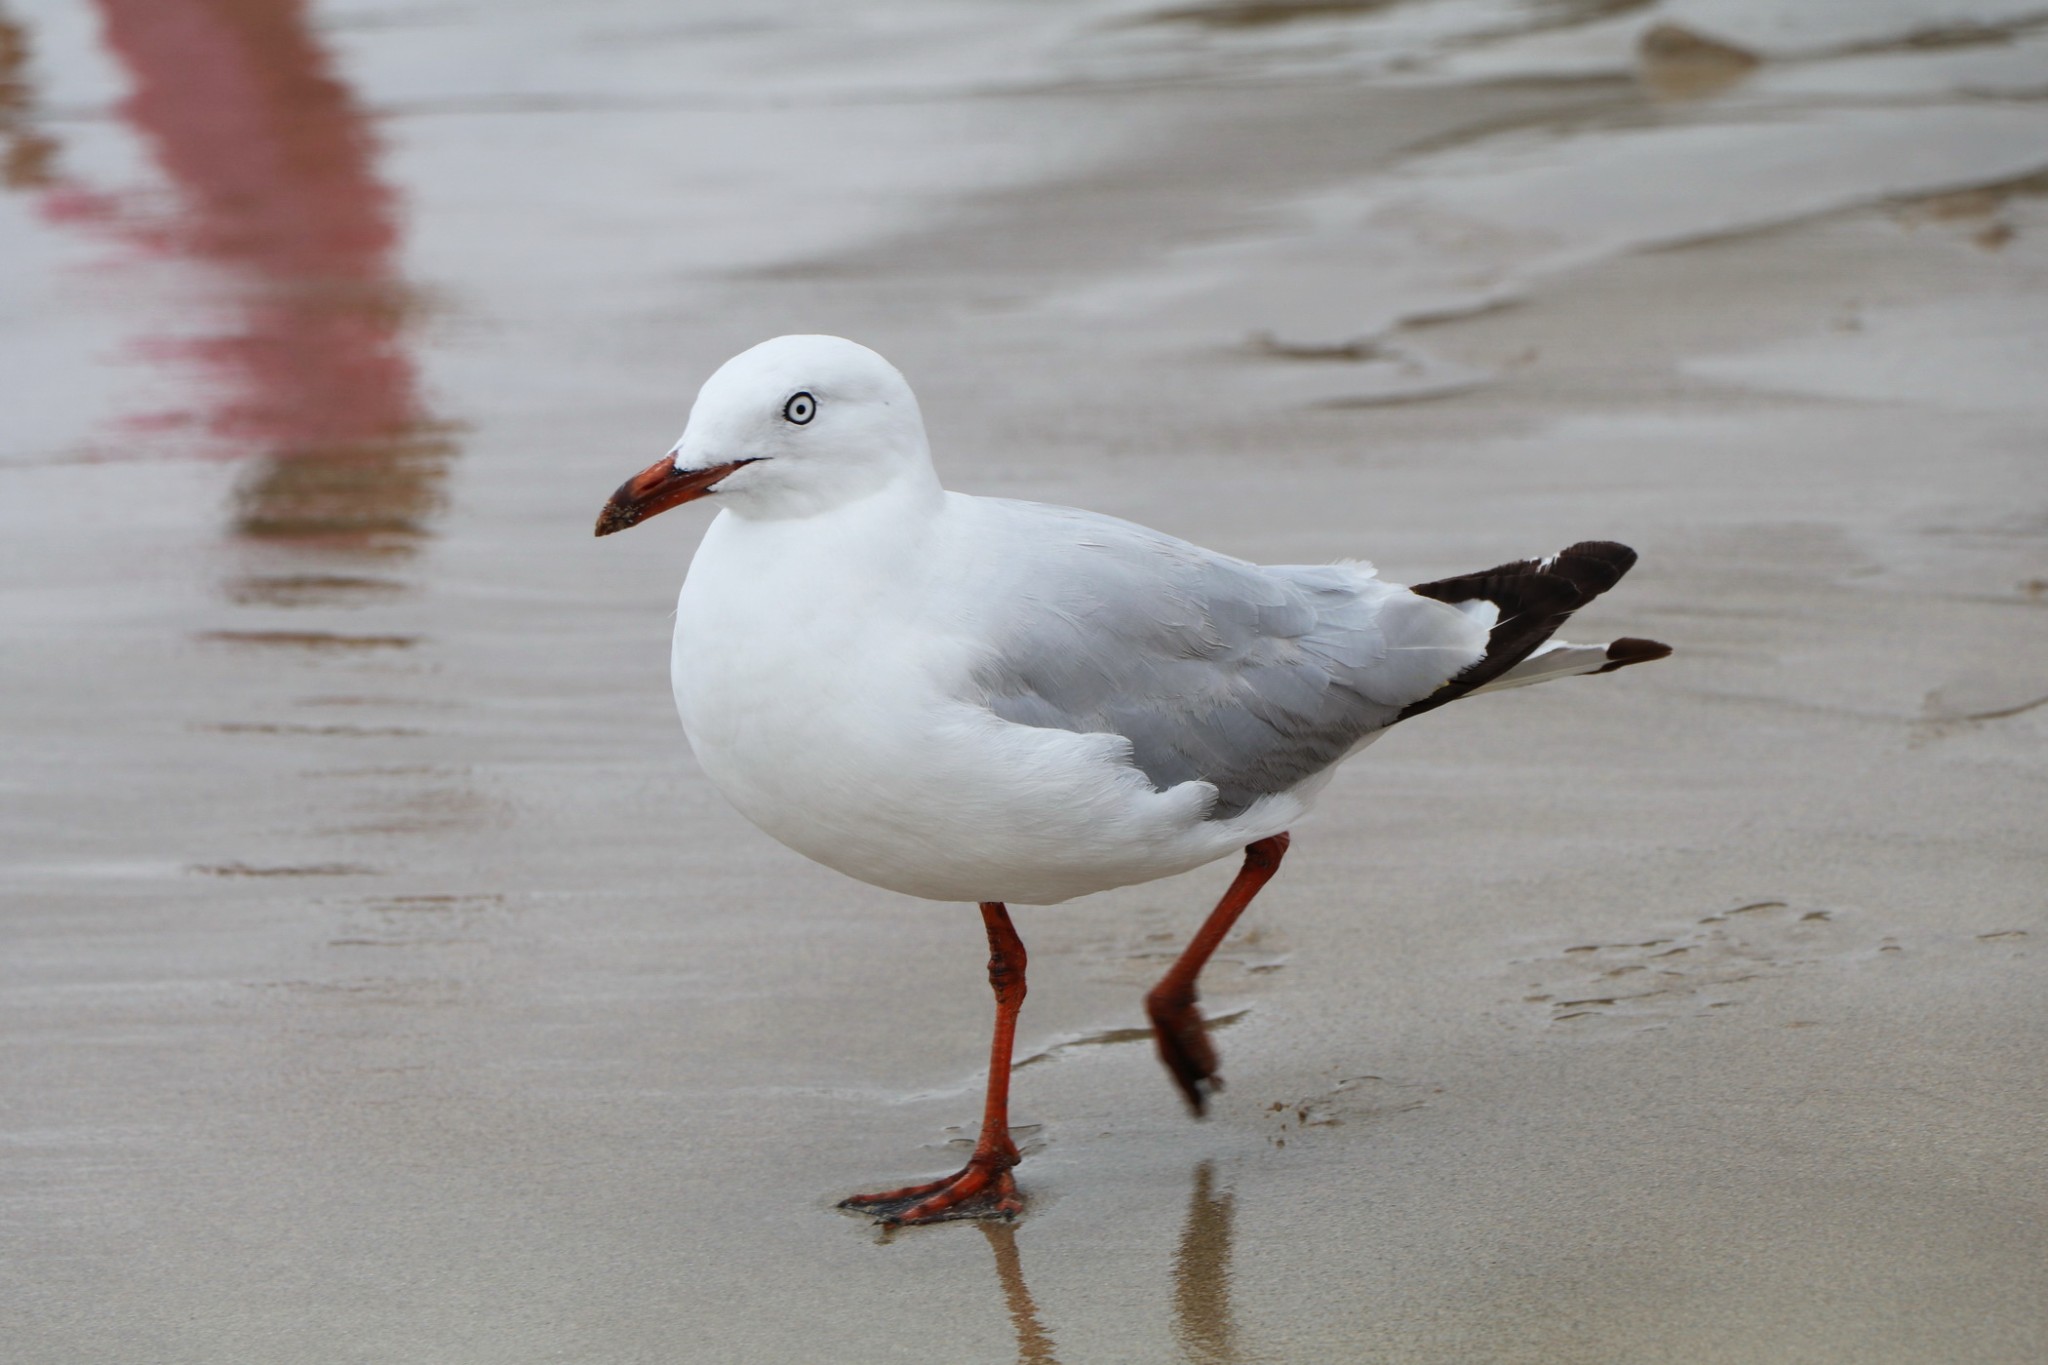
[1468, 640, 1615, 696]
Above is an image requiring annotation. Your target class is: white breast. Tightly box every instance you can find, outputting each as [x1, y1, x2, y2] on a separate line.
[669, 495, 1282, 904]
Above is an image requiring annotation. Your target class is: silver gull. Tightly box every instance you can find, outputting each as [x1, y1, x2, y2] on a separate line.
[595, 334, 1670, 1223]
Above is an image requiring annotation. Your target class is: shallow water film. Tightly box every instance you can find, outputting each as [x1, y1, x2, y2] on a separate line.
[4, 1, 2045, 1361]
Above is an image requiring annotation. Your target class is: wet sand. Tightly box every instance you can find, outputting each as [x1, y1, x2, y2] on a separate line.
[5, 1, 2046, 1361]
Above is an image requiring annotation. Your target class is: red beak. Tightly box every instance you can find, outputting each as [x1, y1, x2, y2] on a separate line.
[594, 457, 762, 536]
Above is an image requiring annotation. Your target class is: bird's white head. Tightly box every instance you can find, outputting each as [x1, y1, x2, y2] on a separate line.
[595, 335, 935, 533]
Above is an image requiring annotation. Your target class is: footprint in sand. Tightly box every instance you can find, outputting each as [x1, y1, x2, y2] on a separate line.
[1512, 899, 1873, 1031]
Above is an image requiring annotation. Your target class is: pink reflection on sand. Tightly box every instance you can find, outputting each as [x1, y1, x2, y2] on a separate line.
[82, 0, 449, 547]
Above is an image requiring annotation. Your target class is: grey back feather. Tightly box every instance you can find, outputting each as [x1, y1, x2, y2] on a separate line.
[967, 503, 1484, 820]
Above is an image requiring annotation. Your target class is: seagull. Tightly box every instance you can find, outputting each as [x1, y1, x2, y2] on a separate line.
[595, 334, 1669, 1224]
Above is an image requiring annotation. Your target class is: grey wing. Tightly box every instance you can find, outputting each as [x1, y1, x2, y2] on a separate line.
[969, 505, 1487, 820]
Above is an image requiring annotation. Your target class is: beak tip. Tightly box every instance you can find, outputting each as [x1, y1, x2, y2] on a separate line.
[594, 494, 646, 538]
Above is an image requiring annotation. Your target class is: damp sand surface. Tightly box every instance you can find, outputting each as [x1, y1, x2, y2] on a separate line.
[4, 2, 2046, 1361]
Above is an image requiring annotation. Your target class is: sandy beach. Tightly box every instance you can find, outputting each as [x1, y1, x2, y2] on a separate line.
[5, 1, 2045, 1360]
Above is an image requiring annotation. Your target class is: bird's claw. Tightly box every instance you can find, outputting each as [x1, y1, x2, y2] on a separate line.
[1146, 987, 1221, 1116]
[838, 1156, 1023, 1225]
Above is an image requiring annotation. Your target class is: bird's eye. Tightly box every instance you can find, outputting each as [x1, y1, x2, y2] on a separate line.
[783, 392, 816, 425]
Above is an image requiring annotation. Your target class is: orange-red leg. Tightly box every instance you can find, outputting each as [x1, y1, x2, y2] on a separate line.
[840, 902, 1029, 1224]
[1145, 833, 1290, 1115]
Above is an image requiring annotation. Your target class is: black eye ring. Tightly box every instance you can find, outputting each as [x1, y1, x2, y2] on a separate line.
[783, 391, 816, 425]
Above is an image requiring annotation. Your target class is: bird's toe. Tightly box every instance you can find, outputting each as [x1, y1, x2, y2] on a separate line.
[838, 1158, 1023, 1225]
[1145, 989, 1222, 1116]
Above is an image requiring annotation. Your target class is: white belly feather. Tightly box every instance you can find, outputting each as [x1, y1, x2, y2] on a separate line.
[671, 502, 1285, 904]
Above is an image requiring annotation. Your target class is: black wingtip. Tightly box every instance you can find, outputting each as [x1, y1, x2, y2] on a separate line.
[1547, 541, 1638, 597]
[1598, 637, 1673, 672]
[1401, 541, 1660, 719]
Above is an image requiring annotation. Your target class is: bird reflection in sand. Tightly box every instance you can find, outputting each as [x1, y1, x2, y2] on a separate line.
[1174, 1161, 1246, 1365]
[84, 0, 450, 563]
[980, 1221, 1062, 1365]
[966, 1161, 1250, 1364]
